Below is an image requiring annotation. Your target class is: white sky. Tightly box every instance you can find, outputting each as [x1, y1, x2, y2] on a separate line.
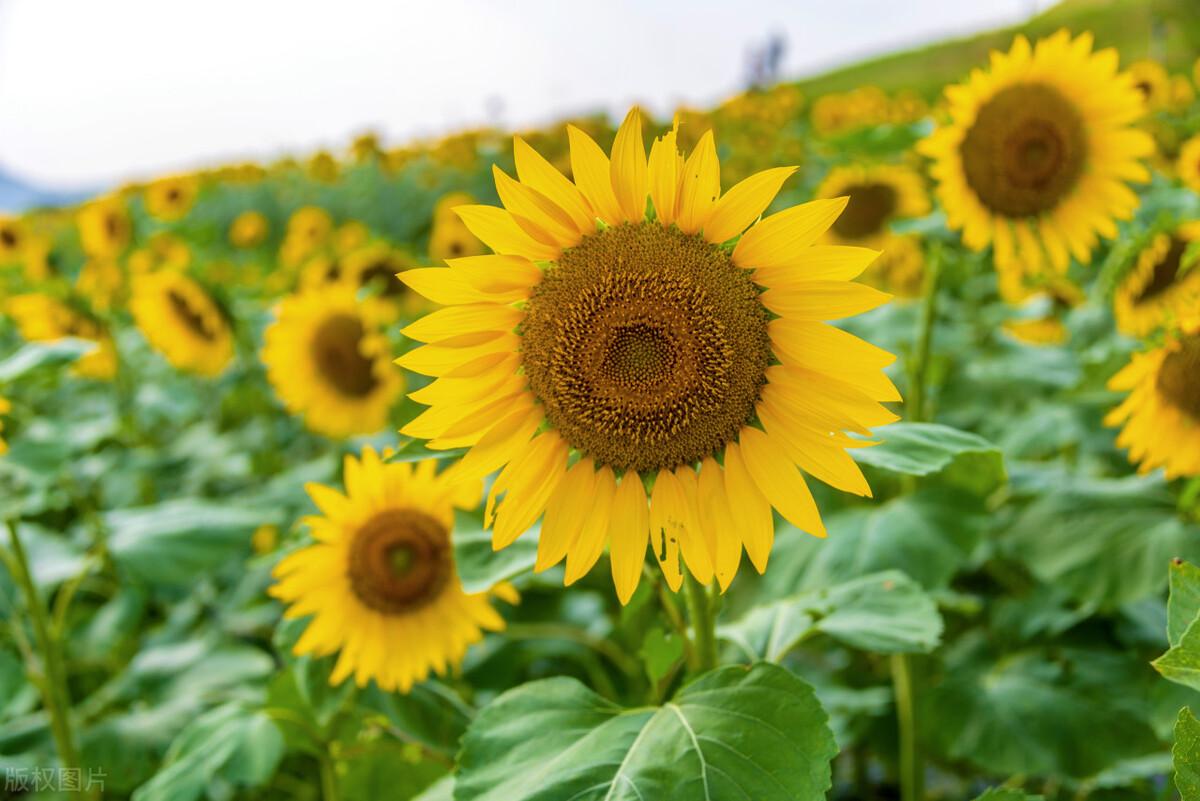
[0, 0, 1050, 191]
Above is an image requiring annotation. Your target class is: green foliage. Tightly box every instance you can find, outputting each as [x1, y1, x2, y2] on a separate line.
[1176, 708, 1200, 801]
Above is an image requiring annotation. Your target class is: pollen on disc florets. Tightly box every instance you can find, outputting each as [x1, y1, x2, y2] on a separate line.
[312, 314, 379, 397]
[347, 509, 452, 614]
[961, 83, 1087, 218]
[1158, 335, 1200, 422]
[520, 222, 771, 474]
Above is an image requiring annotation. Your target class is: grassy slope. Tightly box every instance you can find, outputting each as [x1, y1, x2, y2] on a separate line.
[793, 0, 1200, 99]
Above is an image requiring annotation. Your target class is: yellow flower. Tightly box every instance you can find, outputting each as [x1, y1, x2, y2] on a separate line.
[339, 243, 412, 305]
[261, 287, 404, 437]
[20, 236, 55, 283]
[130, 271, 234, 376]
[128, 232, 191, 275]
[0, 217, 27, 262]
[867, 234, 926, 298]
[229, 211, 269, 248]
[1128, 59, 1171, 111]
[251, 525, 278, 554]
[269, 449, 514, 691]
[1179, 135, 1200, 193]
[815, 164, 929, 249]
[1113, 223, 1200, 337]
[280, 206, 333, 267]
[428, 192, 486, 262]
[75, 259, 124, 311]
[920, 32, 1153, 282]
[1001, 277, 1083, 346]
[5, 294, 118, 380]
[334, 221, 370, 253]
[0, 397, 10, 455]
[1171, 75, 1196, 110]
[144, 175, 199, 221]
[1106, 316, 1200, 478]
[398, 109, 899, 603]
[307, 151, 340, 182]
[78, 197, 132, 259]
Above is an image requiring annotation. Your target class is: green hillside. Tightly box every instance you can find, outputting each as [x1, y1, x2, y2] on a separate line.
[795, 0, 1200, 98]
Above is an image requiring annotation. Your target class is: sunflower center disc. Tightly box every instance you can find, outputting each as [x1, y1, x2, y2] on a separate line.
[359, 261, 404, 297]
[961, 83, 1087, 218]
[832, 183, 898, 239]
[1157, 335, 1200, 423]
[521, 222, 771, 473]
[0, 229, 16, 247]
[1136, 237, 1187, 303]
[347, 509, 451, 614]
[311, 313, 379, 397]
[167, 290, 214, 341]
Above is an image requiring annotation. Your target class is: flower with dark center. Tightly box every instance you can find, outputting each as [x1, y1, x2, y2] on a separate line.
[1108, 319, 1200, 479]
[1114, 224, 1200, 337]
[398, 108, 900, 603]
[130, 271, 233, 376]
[921, 30, 1154, 282]
[262, 287, 403, 437]
[270, 448, 516, 692]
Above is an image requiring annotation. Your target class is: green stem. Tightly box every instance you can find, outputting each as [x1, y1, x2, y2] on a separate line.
[891, 653, 923, 801]
[683, 574, 718, 673]
[907, 242, 943, 425]
[3, 522, 81, 773]
[318, 750, 340, 801]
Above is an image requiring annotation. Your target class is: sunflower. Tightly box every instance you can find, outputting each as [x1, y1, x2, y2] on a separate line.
[815, 165, 929, 248]
[428, 192, 487, 262]
[920, 31, 1153, 283]
[78, 196, 132, 259]
[0, 217, 27, 262]
[144, 175, 199, 221]
[1001, 276, 1084, 346]
[261, 288, 403, 437]
[128, 232, 191, 275]
[1179, 135, 1200, 193]
[334, 221, 370, 253]
[1106, 316, 1200, 478]
[280, 206, 334, 269]
[0, 397, 10, 455]
[1113, 222, 1200, 337]
[397, 109, 899, 603]
[76, 259, 124, 311]
[339, 243, 410, 302]
[269, 448, 514, 691]
[5, 294, 118, 380]
[229, 211, 269, 248]
[1128, 59, 1171, 111]
[129, 271, 233, 376]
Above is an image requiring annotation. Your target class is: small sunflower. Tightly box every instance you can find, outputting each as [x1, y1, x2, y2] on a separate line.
[1113, 223, 1200, 337]
[78, 197, 132, 259]
[339, 243, 410, 302]
[428, 192, 487, 262]
[1106, 316, 1200, 478]
[280, 206, 333, 268]
[129, 271, 234, 376]
[815, 165, 930, 249]
[0, 217, 27, 262]
[269, 448, 514, 691]
[920, 31, 1154, 281]
[144, 175, 199, 221]
[261, 288, 403, 437]
[1128, 59, 1171, 111]
[1178, 135, 1200, 193]
[398, 109, 899, 602]
[5, 294, 118, 380]
[229, 211, 270, 248]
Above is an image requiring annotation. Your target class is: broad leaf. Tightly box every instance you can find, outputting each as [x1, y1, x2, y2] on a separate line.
[853, 422, 1004, 491]
[721, 571, 942, 661]
[1176, 707, 1200, 801]
[0, 338, 95, 383]
[454, 663, 837, 801]
[453, 512, 537, 593]
[972, 790, 1044, 801]
[1169, 560, 1200, 648]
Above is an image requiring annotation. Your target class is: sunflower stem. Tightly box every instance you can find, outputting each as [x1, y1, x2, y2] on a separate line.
[907, 241, 943, 425]
[2, 521, 81, 777]
[318, 749, 340, 801]
[683, 574, 718, 673]
[892, 653, 923, 801]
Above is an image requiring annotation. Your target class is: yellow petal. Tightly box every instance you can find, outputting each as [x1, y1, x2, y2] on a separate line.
[760, 281, 892, 320]
[395, 335, 518, 377]
[738, 426, 827, 539]
[608, 473, 649, 605]
[401, 303, 523, 343]
[445, 399, 542, 482]
[647, 126, 680, 226]
[767, 319, 895, 371]
[490, 431, 569, 549]
[758, 400, 873, 497]
[672, 466, 714, 585]
[513, 136, 596, 233]
[732, 197, 849, 269]
[568, 125, 624, 225]
[649, 469, 684, 592]
[721, 442, 775, 574]
[454, 205, 561, 261]
[702, 166, 796, 244]
[752, 245, 879, 286]
[698, 458, 742, 591]
[492, 165, 581, 248]
[565, 466, 616, 585]
[676, 130, 721, 234]
[399, 267, 485, 305]
[447, 255, 542, 299]
[537, 457, 597, 572]
[610, 108, 648, 223]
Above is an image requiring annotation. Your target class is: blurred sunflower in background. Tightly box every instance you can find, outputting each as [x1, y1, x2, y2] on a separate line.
[269, 448, 515, 691]
[339, 242, 412, 305]
[229, 210, 269, 248]
[128, 232, 191, 275]
[1114, 222, 1200, 336]
[280, 206, 334, 268]
[144, 175, 199, 221]
[1001, 276, 1084, 346]
[75, 258, 124, 311]
[0, 216, 27, 262]
[0, 397, 10, 456]
[920, 31, 1154, 287]
[1107, 316, 1200, 478]
[399, 109, 898, 603]
[262, 288, 403, 437]
[78, 196, 132, 258]
[130, 271, 233, 376]
[1128, 59, 1172, 111]
[6, 293, 118, 379]
[428, 192, 487, 261]
[1178, 134, 1200, 193]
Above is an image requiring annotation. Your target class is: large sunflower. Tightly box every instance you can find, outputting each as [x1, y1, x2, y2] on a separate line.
[398, 109, 899, 603]
[1106, 316, 1200, 478]
[270, 448, 514, 691]
[261, 288, 403, 437]
[5, 294, 118, 380]
[1113, 222, 1200, 337]
[130, 271, 234, 376]
[920, 31, 1153, 283]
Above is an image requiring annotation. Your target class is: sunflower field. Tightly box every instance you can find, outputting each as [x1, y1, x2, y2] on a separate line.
[1, 6, 1200, 800]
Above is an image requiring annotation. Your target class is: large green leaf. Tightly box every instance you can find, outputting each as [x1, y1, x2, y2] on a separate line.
[453, 512, 537, 593]
[1169, 560, 1200, 648]
[720, 571, 942, 661]
[1177, 707, 1200, 801]
[1008, 475, 1200, 609]
[852, 422, 1005, 491]
[454, 663, 837, 801]
[0, 338, 95, 383]
[972, 790, 1044, 801]
[107, 500, 279, 585]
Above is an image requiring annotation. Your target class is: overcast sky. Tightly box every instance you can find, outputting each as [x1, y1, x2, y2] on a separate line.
[0, 0, 1049, 191]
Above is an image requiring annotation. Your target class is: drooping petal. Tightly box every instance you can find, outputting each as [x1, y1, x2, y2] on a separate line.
[702, 166, 796, 244]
